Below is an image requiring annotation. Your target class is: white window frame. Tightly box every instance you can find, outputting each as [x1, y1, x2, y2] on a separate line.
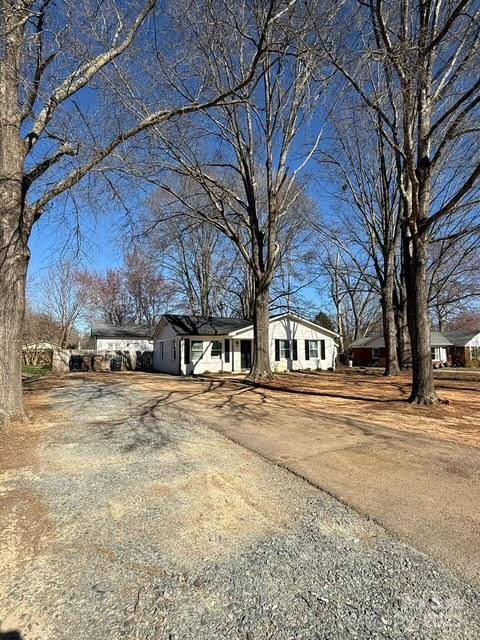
[309, 340, 319, 358]
[191, 340, 203, 362]
[279, 340, 291, 359]
[211, 340, 222, 359]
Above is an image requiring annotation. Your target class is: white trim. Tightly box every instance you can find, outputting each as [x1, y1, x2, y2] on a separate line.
[229, 312, 339, 339]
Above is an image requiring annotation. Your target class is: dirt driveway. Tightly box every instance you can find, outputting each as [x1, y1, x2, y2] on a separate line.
[0, 374, 479, 639]
[124, 370, 480, 587]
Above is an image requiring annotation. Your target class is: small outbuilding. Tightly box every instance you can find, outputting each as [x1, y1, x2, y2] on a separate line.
[91, 323, 154, 351]
[153, 313, 338, 375]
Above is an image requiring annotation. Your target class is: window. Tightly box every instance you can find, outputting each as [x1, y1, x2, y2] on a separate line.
[279, 340, 290, 359]
[431, 347, 438, 360]
[224, 339, 230, 363]
[160, 342, 164, 360]
[191, 341, 203, 362]
[211, 340, 222, 358]
[373, 347, 381, 360]
[171, 340, 177, 361]
[309, 340, 319, 358]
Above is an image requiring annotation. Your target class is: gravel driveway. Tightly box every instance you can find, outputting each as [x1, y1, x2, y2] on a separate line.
[0, 375, 479, 639]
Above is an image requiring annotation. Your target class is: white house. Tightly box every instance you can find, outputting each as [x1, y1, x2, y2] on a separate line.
[91, 323, 154, 351]
[153, 313, 338, 375]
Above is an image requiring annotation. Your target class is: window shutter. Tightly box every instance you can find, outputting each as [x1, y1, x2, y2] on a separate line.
[275, 339, 280, 361]
[320, 340, 326, 360]
[184, 338, 190, 364]
[224, 339, 230, 363]
[292, 339, 298, 360]
[305, 340, 310, 360]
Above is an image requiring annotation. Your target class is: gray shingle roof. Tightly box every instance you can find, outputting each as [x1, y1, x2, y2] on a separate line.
[91, 323, 155, 339]
[164, 314, 251, 336]
[351, 331, 453, 348]
[349, 336, 375, 348]
[443, 331, 480, 346]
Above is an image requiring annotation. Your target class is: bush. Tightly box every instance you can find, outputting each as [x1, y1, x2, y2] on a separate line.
[466, 358, 480, 369]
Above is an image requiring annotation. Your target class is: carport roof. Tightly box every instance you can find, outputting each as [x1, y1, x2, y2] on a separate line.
[163, 314, 251, 336]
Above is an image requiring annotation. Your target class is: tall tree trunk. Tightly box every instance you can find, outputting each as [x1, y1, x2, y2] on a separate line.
[404, 229, 437, 404]
[0, 20, 28, 425]
[381, 252, 400, 376]
[248, 279, 273, 382]
[0, 237, 29, 425]
[381, 291, 400, 376]
[394, 279, 411, 369]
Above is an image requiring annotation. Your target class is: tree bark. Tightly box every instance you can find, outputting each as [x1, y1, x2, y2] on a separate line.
[0, 12, 29, 425]
[247, 280, 273, 382]
[381, 293, 400, 376]
[381, 249, 400, 376]
[0, 238, 29, 425]
[404, 229, 438, 404]
[394, 278, 411, 369]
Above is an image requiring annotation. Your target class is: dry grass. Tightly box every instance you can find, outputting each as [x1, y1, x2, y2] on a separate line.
[129, 369, 480, 449]
[257, 370, 480, 448]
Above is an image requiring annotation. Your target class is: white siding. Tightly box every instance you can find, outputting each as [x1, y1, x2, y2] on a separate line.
[465, 333, 480, 348]
[270, 317, 336, 371]
[183, 337, 234, 375]
[153, 337, 181, 374]
[96, 338, 153, 351]
[152, 314, 337, 375]
[232, 317, 337, 372]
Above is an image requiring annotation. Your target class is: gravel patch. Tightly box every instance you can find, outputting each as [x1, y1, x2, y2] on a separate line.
[1, 377, 478, 639]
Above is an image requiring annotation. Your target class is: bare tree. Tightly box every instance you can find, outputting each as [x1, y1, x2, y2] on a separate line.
[22, 306, 63, 365]
[316, 108, 402, 374]
[146, 1, 330, 380]
[317, 0, 480, 403]
[319, 250, 380, 351]
[39, 261, 85, 347]
[0, 0, 279, 424]
[123, 251, 176, 325]
[144, 200, 243, 317]
[80, 269, 133, 326]
[428, 232, 480, 330]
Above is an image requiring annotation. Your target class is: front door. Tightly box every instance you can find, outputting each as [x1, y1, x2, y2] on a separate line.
[240, 339, 252, 370]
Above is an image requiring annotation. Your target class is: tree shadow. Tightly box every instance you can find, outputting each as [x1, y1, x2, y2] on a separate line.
[0, 631, 23, 639]
[218, 376, 409, 404]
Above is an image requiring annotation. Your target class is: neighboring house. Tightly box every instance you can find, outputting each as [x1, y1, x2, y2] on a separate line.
[351, 330, 480, 367]
[91, 323, 154, 351]
[443, 331, 480, 367]
[153, 313, 338, 375]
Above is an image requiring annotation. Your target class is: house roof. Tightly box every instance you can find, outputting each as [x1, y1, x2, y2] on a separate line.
[160, 312, 339, 339]
[443, 331, 480, 346]
[431, 332, 453, 346]
[91, 323, 155, 339]
[351, 331, 453, 349]
[163, 314, 251, 336]
[349, 336, 373, 348]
